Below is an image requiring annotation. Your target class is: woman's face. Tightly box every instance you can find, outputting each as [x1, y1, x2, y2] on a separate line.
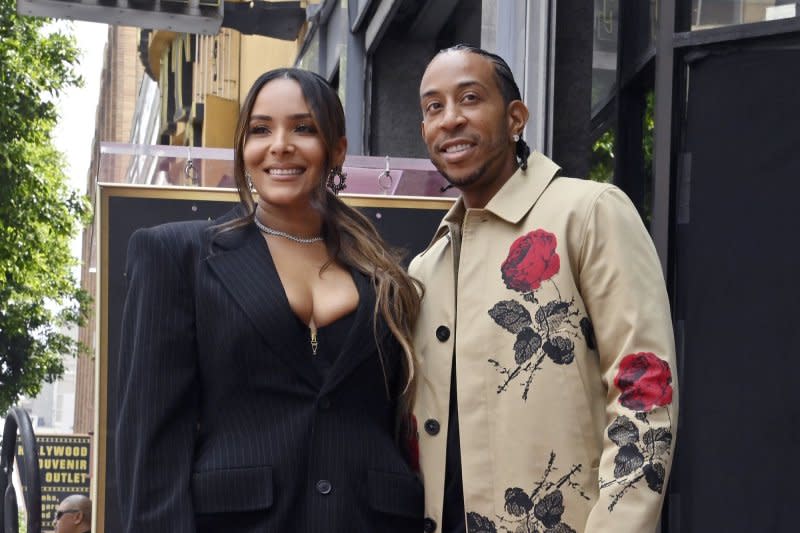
[243, 78, 339, 209]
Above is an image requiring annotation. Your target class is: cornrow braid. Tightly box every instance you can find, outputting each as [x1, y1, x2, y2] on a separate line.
[516, 138, 531, 170]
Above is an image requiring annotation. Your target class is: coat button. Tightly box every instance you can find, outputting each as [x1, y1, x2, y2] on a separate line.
[424, 418, 440, 435]
[435, 325, 450, 342]
[319, 396, 331, 409]
[423, 517, 437, 532]
[316, 479, 332, 495]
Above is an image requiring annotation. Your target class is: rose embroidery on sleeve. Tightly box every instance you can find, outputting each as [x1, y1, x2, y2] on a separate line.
[600, 353, 674, 511]
[614, 352, 673, 411]
[501, 229, 560, 293]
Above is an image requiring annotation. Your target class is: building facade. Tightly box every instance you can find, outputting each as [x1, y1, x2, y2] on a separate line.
[74, 25, 144, 436]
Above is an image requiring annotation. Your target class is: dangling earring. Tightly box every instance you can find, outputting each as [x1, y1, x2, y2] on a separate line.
[326, 166, 347, 194]
[245, 171, 255, 192]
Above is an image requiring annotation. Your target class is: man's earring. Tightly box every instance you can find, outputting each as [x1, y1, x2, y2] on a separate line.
[245, 171, 255, 192]
[327, 166, 347, 194]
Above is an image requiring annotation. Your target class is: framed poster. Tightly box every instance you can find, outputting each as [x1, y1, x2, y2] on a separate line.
[16, 434, 91, 532]
[93, 184, 453, 532]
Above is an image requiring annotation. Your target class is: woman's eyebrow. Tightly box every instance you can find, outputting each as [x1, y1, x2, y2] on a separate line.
[249, 113, 313, 121]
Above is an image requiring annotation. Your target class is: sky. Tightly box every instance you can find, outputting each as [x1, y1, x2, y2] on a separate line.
[50, 20, 109, 264]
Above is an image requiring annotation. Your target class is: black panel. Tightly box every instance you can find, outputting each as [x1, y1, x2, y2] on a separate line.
[102, 193, 447, 532]
[553, 0, 593, 178]
[675, 44, 800, 532]
[359, 206, 444, 265]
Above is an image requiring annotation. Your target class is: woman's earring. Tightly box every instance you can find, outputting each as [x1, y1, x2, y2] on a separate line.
[327, 166, 347, 194]
[512, 134, 520, 142]
[245, 171, 255, 192]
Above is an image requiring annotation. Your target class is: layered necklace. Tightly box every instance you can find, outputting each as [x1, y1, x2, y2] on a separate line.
[253, 216, 323, 244]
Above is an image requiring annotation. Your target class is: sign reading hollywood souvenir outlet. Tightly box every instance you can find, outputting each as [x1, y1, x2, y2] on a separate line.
[16, 434, 91, 530]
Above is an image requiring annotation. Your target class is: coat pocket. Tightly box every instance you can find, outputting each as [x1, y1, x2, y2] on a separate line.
[367, 469, 424, 519]
[191, 465, 274, 513]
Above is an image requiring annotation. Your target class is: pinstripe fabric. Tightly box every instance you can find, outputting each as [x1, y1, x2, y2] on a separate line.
[115, 208, 423, 533]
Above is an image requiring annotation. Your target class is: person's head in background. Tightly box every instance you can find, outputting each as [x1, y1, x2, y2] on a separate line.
[53, 494, 91, 533]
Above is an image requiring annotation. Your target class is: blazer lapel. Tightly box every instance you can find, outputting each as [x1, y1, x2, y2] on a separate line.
[320, 269, 388, 395]
[205, 223, 322, 390]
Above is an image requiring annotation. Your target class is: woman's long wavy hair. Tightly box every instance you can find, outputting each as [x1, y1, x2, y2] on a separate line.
[216, 68, 421, 440]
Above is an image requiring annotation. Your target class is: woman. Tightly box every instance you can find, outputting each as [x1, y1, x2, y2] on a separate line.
[115, 68, 423, 532]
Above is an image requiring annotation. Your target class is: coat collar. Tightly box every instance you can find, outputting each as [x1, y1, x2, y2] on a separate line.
[424, 152, 561, 250]
[484, 150, 561, 223]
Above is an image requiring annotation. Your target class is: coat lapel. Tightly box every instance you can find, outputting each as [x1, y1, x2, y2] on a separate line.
[320, 268, 388, 396]
[205, 222, 323, 390]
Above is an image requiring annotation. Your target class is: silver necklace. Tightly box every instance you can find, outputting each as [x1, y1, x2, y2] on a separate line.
[253, 216, 323, 244]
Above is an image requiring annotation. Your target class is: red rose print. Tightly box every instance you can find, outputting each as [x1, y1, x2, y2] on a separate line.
[614, 352, 673, 411]
[501, 230, 561, 293]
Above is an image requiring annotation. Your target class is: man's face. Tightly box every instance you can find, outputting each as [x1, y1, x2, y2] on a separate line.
[419, 50, 523, 206]
[52, 503, 80, 533]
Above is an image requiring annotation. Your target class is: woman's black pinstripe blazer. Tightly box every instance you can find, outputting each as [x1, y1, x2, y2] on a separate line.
[115, 208, 423, 533]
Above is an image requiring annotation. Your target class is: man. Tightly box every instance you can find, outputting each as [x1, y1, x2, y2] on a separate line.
[410, 44, 678, 533]
[52, 494, 91, 533]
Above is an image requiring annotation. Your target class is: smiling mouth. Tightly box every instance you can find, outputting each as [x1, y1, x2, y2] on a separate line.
[443, 143, 474, 154]
[266, 168, 304, 176]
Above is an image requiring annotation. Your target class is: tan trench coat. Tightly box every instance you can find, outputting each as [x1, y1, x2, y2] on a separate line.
[409, 152, 678, 533]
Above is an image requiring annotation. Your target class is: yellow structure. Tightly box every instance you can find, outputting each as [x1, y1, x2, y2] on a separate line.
[141, 0, 312, 150]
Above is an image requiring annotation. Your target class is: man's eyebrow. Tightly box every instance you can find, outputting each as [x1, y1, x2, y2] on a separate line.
[420, 80, 486, 100]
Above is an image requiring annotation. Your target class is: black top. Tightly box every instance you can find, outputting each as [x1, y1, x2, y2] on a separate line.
[442, 354, 466, 532]
[309, 310, 357, 375]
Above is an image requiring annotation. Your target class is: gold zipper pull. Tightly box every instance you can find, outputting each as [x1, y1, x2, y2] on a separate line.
[310, 327, 318, 356]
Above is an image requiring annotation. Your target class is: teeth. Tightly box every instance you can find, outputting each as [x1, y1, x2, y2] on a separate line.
[268, 168, 303, 176]
[445, 144, 471, 154]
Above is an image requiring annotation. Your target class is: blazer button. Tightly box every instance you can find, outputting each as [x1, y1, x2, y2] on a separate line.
[423, 517, 437, 532]
[316, 479, 332, 495]
[424, 418, 440, 436]
[319, 396, 331, 409]
[435, 325, 450, 342]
